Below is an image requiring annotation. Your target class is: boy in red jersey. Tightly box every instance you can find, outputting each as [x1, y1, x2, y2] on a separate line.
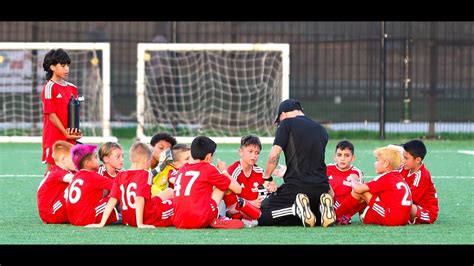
[173, 136, 243, 229]
[326, 140, 363, 225]
[37, 140, 76, 224]
[87, 142, 174, 228]
[65, 144, 119, 226]
[164, 144, 192, 190]
[41, 49, 82, 173]
[335, 146, 412, 226]
[97, 142, 124, 180]
[223, 135, 265, 226]
[401, 140, 439, 224]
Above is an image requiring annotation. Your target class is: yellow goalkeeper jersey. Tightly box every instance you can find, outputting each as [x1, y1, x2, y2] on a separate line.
[151, 163, 178, 197]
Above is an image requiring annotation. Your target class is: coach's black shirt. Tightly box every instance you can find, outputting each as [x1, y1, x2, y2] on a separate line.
[274, 115, 329, 186]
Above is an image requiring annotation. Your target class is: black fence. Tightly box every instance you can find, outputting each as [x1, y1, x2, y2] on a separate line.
[1, 21, 472, 137]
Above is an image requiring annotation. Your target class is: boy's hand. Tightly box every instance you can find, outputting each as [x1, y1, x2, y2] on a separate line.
[66, 128, 82, 140]
[216, 159, 227, 172]
[350, 174, 359, 188]
[264, 180, 277, 192]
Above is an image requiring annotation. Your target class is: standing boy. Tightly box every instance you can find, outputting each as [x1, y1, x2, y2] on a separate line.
[41, 49, 82, 173]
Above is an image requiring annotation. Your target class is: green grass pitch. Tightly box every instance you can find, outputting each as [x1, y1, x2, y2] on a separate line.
[0, 139, 472, 244]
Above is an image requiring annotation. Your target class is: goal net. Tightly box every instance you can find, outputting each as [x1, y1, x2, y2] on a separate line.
[136, 43, 289, 144]
[0, 42, 115, 143]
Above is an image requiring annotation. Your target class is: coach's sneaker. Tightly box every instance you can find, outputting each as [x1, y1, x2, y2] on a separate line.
[319, 193, 336, 227]
[295, 193, 316, 227]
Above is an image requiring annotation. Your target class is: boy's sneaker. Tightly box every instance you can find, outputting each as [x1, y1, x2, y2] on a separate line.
[242, 219, 259, 228]
[295, 193, 316, 227]
[210, 217, 244, 229]
[319, 193, 336, 227]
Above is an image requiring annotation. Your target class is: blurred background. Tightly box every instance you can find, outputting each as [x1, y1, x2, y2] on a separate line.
[1, 21, 472, 139]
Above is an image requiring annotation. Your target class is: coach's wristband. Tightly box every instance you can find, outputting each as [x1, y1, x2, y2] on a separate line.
[263, 176, 273, 182]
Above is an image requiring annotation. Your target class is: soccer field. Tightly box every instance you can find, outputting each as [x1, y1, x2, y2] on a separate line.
[0, 139, 473, 244]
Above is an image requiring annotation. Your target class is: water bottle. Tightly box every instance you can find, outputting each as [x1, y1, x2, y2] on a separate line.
[68, 95, 80, 129]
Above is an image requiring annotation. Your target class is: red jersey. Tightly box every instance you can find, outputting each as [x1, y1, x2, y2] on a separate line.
[400, 164, 439, 219]
[65, 170, 113, 226]
[41, 80, 78, 149]
[97, 165, 122, 180]
[327, 164, 363, 206]
[173, 162, 231, 229]
[110, 169, 173, 227]
[37, 165, 75, 224]
[366, 170, 412, 225]
[227, 160, 264, 201]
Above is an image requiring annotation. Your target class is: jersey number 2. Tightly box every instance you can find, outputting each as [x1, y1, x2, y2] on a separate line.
[396, 182, 412, 206]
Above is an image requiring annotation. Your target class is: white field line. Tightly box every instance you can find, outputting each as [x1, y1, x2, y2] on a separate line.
[458, 150, 474, 155]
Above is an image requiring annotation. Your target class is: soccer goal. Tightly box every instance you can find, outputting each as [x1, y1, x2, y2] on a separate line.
[136, 43, 289, 144]
[0, 42, 116, 143]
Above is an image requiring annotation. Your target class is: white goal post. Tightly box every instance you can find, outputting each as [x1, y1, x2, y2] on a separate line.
[136, 43, 290, 144]
[0, 42, 116, 143]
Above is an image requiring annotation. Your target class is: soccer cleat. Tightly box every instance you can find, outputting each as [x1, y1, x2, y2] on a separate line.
[295, 193, 316, 227]
[210, 217, 244, 229]
[320, 193, 336, 227]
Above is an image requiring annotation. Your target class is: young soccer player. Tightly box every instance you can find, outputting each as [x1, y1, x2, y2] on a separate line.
[41, 49, 82, 173]
[149, 132, 177, 194]
[335, 145, 412, 226]
[222, 135, 265, 226]
[37, 140, 76, 224]
[326, 140, 363, 225]
[97, 142, 124, 180]
[173, 136, 244, 229]
[151, 143, 191, 196]
[86, 142, 174, 228]
[401, 140, 439, 224]
[65, 144, 119, 226]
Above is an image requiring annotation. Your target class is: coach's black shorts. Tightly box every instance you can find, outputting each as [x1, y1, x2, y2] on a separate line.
[258, 182, 330, 226]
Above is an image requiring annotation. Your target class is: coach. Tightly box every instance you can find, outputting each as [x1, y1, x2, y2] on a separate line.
[258, 99, 335, 227]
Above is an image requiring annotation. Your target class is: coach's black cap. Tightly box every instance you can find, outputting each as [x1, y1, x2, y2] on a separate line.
[275, 99, 303, 123]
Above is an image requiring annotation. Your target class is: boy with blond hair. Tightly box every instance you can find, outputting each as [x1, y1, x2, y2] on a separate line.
[335, 145, 412, 226]
[37, 140, 76, 224]
[151, 143, 191, 196]
[87, 141, 174, 228]
[162, 144, 192, 190]
[97, 142, 124, 180]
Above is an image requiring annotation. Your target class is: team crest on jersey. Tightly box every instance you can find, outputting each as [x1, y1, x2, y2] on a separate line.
[343, 176, 352, 186]
[251, 182, 259, 193]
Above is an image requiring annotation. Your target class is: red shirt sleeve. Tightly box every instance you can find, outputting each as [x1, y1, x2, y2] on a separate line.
[367, 173, 390, 194]
[207, 165, 231, 192]
[43, 84, 57, 114]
